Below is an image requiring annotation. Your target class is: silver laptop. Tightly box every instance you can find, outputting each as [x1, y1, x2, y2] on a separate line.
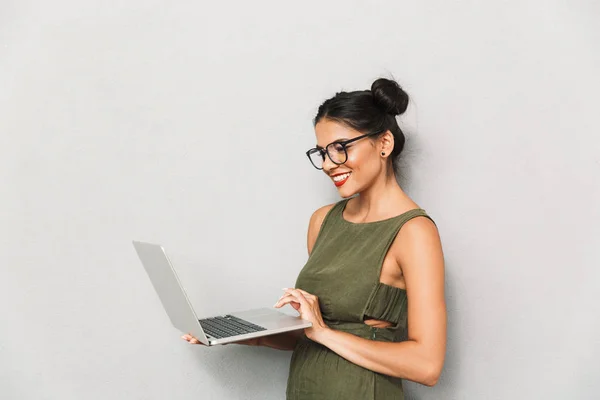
[132, 240, 311, 346]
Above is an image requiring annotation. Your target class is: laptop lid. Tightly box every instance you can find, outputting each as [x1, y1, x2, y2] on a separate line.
[132, 240, 209, 344]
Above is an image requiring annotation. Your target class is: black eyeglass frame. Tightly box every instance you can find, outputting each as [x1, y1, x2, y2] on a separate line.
[305, 131, 382, 170]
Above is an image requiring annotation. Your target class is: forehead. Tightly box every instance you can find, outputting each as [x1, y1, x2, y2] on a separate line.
[314, 119, 363, 147]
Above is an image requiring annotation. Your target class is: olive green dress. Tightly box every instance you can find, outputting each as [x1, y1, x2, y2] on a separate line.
[286, 198, 435, 400]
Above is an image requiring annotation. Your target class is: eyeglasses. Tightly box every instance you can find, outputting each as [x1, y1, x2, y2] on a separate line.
[305, 131, 381, 170]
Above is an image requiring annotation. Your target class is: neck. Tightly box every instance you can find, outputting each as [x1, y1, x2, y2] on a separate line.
[352, 170, 409, 217]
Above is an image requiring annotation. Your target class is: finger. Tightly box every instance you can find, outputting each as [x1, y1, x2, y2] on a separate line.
[275, 293, 294, 303]
[284, 301, 301, 310]
[275, 293, 291, 304]
[283, 287, 307, 298]
[294, 288, 316, 299]
[274, 297, 301, 310]
[273, 293, 296, 307]
[184, 334, 195, 342]
[284, 289, 309, 306]
[290, 288, 318, 305]
[274, 297, 302, 309]
[274, 297, 294, 307]
[281, 290, 309, 310]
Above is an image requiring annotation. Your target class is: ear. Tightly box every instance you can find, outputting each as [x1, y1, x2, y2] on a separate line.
[379, 130, 395, 157]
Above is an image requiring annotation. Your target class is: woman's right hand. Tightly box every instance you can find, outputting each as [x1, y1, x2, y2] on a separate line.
[181, 333, 204, 345]
[181, 333, 262, 346]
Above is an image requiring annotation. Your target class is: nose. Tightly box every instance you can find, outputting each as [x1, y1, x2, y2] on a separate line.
[322, 153, 337, 174]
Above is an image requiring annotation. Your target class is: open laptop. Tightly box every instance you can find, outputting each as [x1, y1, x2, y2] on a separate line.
[132, 240, 311, 346]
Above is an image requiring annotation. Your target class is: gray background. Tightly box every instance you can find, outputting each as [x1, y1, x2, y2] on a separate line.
[1, 1, 599, 399]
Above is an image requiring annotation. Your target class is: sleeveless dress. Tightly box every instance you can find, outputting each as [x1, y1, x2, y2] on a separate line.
[286, 198, 435, 400]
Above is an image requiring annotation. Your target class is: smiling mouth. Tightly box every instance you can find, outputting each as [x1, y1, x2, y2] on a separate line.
[332, 172, 351, 187]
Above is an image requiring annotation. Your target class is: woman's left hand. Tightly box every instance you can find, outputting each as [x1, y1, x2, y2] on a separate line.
[273, 288, 329, 341]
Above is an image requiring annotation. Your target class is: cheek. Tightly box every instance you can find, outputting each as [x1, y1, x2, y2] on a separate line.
[345, 149, 375, 173]
[343, 151, 381, 193]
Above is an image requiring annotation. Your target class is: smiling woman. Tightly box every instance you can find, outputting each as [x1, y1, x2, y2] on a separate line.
[278, 78, 446, 399]
[183, 77, 447, 400]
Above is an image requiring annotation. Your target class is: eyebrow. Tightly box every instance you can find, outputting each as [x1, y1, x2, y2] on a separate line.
[315, 138, 350, 148]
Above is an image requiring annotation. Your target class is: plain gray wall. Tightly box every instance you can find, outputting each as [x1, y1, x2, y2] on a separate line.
[1, 1, 599, 399]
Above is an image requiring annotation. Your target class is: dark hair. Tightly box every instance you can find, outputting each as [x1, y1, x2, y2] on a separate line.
[314, 78, 409, 172]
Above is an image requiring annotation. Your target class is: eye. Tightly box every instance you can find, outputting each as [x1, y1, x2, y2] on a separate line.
[330, 142, 345, 153]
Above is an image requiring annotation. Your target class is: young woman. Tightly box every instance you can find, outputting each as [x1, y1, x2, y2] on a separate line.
[183, 77, 447, 399]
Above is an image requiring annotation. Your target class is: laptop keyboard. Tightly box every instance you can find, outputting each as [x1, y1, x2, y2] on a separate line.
[199, 315, 267, 339]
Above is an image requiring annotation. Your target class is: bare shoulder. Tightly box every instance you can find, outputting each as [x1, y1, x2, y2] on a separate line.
[307, 203, 336, 255]
[399, 214, 439, 239]
[389, 215, 444, 290]
[394, 215, 442, 260]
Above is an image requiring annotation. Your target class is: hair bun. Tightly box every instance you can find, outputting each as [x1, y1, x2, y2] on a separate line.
[371, 78, 409, 116]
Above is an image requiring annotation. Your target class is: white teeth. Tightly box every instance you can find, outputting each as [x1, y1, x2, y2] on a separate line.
[333, 173, 351, 182]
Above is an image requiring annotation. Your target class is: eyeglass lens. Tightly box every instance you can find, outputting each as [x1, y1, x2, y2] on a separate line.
[308, 143, 347, 169]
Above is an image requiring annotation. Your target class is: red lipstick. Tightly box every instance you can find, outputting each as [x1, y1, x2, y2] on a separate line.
[332, 172, 351, 187]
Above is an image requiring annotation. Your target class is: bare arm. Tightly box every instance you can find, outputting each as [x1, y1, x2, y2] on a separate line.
[306, 217, 447, 386]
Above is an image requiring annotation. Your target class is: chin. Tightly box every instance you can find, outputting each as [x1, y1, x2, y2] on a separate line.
[337, 185, 357, 198]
